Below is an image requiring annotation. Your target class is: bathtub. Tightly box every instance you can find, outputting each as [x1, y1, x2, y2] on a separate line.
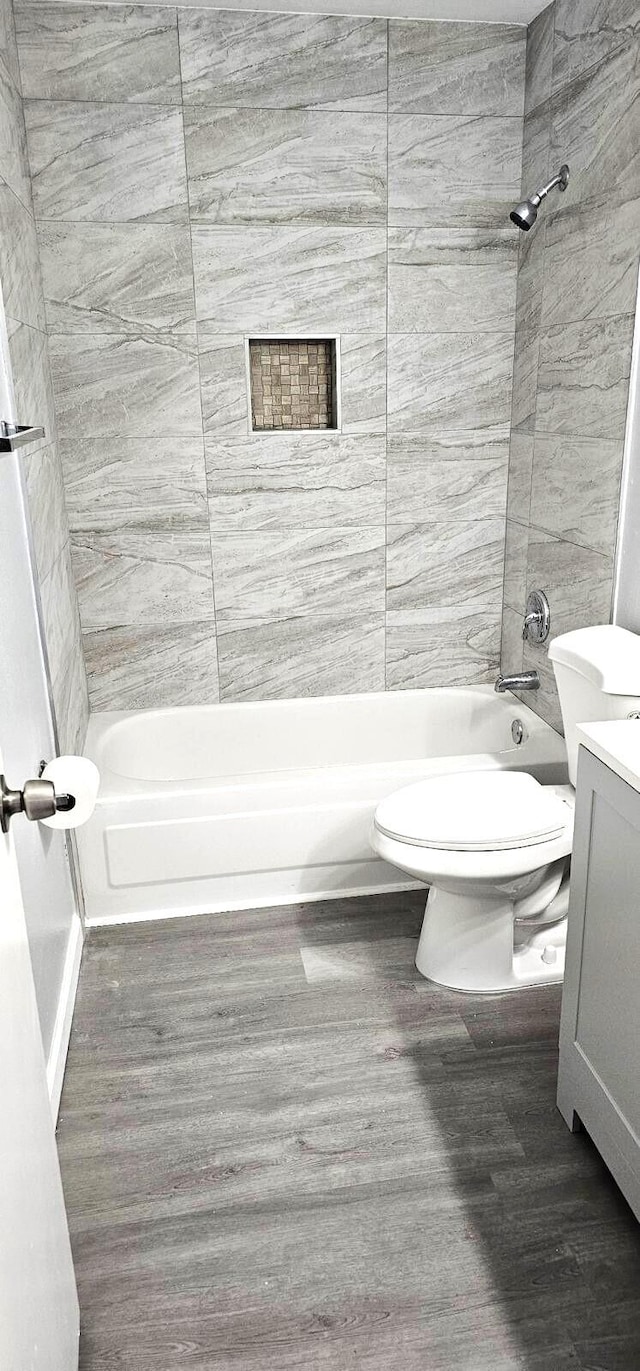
[77, 686, 568, 926]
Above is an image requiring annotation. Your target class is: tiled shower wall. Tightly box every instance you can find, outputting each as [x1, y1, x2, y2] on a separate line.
[15, 4, 526, 706]
[0, 0, 88, 750]
[501, 0, 640, 731]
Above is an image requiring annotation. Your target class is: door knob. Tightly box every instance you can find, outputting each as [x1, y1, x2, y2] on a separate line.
[0, 774, 75, 833]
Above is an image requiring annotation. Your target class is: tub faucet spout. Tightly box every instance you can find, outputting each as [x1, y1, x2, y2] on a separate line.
[495, 671, 540, 693]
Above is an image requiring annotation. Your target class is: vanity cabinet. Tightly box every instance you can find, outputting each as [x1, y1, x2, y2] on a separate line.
[558, 744, 640, 1221]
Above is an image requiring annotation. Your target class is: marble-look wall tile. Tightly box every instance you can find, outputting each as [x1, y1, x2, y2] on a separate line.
[522, 640, 564, 734]
[206, 434, 385, 530]
[192, 226, 386, 334]
[60, 436, 207, 533]
[500, 604, 524, 675]
[71, 527, 215, 629]
[386, 603, 502, 689]
[15, 3, 181, 105]
[541, 198, 640, 327]
[521, 99, 551, 198]
[82, 622, 219, 709]
[387, 439, 508, 522]
[524, 4, 554, 115]
[503, 518, 528, 613]
[387, 332, 514, 435]
[198, 335, 248, 436]
[526, 526, 613, 636]
[49, 332, 202, 440]
[0, 0, 20, 87]
[386, 519, 505, 611]
[529, 434, 623, 555]
[536, 314, 634, 440]
[216, 614, 385, 701]
[388, 21, 525, 117]
[212, 527, 385, 622]
[552, 0, 640, 93]
[0, 178, 45, 328]
[41, 540, 89, 751]
[339, 336, 386, 436]
[38, 223, 196, 334]
[506, 432, 533, 523]
[25, 100, 188, 222]
[24, 442, 69, 582]
[388, 113, 522, 229]
[54, 614, 90, 753]
[178, 10, 387, 113]
[184, 107, 386, 227]
[7, 317, 57, 450]
[388, 230, 517, 333]
[550, 39, 640, 216]
[0, 53, 31, 207]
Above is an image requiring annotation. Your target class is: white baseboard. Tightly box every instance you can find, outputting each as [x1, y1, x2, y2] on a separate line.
[47, 912, 84, 1123]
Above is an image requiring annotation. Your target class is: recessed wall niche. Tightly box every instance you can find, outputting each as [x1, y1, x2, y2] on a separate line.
[248, 338, 338, 432]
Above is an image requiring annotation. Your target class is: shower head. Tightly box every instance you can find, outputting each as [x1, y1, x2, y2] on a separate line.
[510, 164, 570, 231]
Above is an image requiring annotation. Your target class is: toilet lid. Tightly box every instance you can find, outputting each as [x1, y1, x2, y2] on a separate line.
[374, 771, 570, 852]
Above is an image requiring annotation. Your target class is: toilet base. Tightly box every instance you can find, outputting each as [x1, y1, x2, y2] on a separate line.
[416, 885, 566, 993]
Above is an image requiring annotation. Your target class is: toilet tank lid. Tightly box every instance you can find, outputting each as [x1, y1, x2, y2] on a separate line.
[548, 625, 640, 694]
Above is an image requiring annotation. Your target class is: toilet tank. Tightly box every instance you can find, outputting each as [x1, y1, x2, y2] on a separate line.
[549, 626, 640, 785]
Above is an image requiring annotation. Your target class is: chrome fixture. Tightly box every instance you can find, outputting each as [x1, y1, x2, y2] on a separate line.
[523, 589, 551, 644]
[511, 718, 525, 745]
[510, 164, 569, 231]
[0, 420, 45, 452]
[495, 671, 540, 693]
[0, 773, 75, 832]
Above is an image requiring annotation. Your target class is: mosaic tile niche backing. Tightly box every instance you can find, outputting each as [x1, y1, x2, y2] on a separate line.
[249, 339, 336, 431]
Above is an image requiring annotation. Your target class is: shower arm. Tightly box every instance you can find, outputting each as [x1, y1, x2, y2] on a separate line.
[531, 164, 571, 208]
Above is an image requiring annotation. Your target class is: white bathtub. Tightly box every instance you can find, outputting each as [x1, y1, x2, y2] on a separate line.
[77, 687, 568, 926]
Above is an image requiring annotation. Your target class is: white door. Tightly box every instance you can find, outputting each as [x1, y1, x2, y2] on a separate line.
[0, 756, 79, 1369]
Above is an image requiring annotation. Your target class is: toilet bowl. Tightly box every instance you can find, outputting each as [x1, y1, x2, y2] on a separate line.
[371, 625, 640, 994]
[371, 770, 574, 992]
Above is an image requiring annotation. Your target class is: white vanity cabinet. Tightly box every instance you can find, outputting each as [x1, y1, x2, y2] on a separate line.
[558, 726, 640, 1221]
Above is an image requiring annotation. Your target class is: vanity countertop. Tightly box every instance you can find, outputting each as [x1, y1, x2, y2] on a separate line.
[577, 720, 640, 795]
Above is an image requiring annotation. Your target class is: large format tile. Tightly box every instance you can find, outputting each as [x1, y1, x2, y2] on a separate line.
[24, 443, 69, 582]
[198, 335, 248, 436]
[206, 434, 385, 530]
[39, 222, 196, 335]
[552, 0, 640, 93]
[0, 53, 31, 208]
[178, 10, 387, 112]
[15, 3, 181, 104]
[500, 604, 524, 676]
[529, 434, 623, 556]
[388, 20, 525, 117]
[39, 538, 81, 686]
[49, 333, 202, 440]
[71, 528, 215, 629]
[386, 519, 505, 611]
[212, 526, 385, 622]
[541, 198, 640, 328]
[536, 315, 635, 441]
[339, 335, 386, 435]
[7, 317, 56, 451]
[83, 621, 219, 710]
[0, 179, 45, 328]
[503, 519, 528, 614]
[386, 603, 502, 689]
[217, 614, 385, 700]
[387, 436, 508, 522]
[524, 4, 554, 116]
[184, 106, 386, 226]
[25, 100, 188, 222]
[387, 332, 514, 435]
[388, 113, 522, 228]
[60, 436, 207, 534]
[526, 528, 613, 637]
[549, 38, 640, 217]
[506, 432, 533, 524]
[0, 0, 20, 87]
[388, 229, 517, 332]
[192, 226, 386, 334]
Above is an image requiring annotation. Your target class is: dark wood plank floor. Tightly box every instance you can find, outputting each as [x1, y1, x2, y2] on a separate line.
[57, 893, 640, 1370]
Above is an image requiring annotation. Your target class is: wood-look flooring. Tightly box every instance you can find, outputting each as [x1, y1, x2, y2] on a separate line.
[56, 892, 640, 1370]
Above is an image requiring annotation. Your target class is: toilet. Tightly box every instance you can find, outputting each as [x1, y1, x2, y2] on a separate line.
[371, 625, 640, 993]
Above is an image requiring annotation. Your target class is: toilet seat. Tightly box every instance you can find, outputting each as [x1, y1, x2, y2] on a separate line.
[374, 771, 571, 853]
